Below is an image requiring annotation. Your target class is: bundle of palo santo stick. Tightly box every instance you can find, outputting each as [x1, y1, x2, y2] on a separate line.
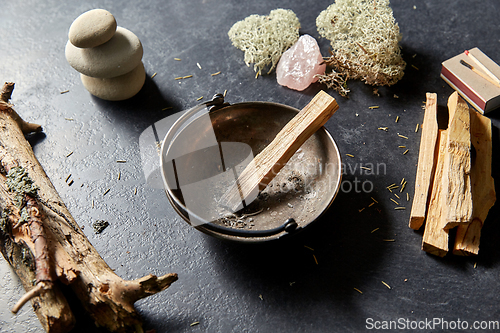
[409, 91, 496, 256]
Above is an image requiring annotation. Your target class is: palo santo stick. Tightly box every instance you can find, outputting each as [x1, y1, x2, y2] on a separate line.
[422, 130, 449, 257]
[221, 90, 339, 211]
[409, 93, 438, 230]
[453, 109, 496, 255]
[442, 92, 472, 229]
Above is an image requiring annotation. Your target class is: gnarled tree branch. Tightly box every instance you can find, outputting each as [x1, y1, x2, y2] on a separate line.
[0, 82, 177, 333]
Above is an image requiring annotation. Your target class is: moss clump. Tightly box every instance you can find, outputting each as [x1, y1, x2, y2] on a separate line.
[0, 210, 9, 234]
[228, 9, 300, 76]
[316, 0, 406, 95]
[6, 167, 39, 207]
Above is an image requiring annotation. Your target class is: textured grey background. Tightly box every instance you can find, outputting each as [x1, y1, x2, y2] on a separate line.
[1, 0, 500, 332]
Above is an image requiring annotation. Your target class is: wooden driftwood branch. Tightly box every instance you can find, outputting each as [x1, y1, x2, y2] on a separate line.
[0, 82, 177, 333]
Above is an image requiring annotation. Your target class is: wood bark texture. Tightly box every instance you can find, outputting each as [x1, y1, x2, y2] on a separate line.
[442, 92, 472, 229]
[0, 82, 178, 333]
[453, 108, 496, 255]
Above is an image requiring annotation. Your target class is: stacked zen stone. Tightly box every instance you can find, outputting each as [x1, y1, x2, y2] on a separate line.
[65, 9, 145, 101]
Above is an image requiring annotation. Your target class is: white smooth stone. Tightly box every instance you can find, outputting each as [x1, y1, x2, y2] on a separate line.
[81, 62, 146, 101]
[66, 26, 143, 78]
[69, 9, 117, 48]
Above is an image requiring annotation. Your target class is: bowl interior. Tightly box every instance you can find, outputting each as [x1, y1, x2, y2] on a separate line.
[163, 102, 342, 242]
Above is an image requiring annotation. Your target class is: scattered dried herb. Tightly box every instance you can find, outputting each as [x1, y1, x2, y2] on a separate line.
[92, 220, 109, 234]
[381, 281, 391, 289]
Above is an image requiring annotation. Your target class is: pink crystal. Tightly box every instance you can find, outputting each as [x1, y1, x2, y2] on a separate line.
[276, 35, 326, 91]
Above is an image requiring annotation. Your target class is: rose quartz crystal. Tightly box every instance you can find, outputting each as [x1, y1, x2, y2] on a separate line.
[276, 34, 326, 91]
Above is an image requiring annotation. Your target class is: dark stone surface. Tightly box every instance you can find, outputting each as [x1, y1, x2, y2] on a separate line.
[1, 0, 500, 332]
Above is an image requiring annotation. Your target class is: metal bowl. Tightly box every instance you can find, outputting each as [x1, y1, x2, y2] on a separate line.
[160, 96, 342, 243]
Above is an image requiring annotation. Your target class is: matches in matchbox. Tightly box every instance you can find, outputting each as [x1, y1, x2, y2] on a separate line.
[441, 47, 500, 114]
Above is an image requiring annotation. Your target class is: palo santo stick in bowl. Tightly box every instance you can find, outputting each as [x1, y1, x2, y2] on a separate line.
[220, 90, 339, 212]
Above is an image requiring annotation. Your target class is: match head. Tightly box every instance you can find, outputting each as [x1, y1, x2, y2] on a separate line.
[464, 50, 470, 56]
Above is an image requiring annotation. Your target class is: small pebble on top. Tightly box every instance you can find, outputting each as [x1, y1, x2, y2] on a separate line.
[69, 9, 117, 48]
